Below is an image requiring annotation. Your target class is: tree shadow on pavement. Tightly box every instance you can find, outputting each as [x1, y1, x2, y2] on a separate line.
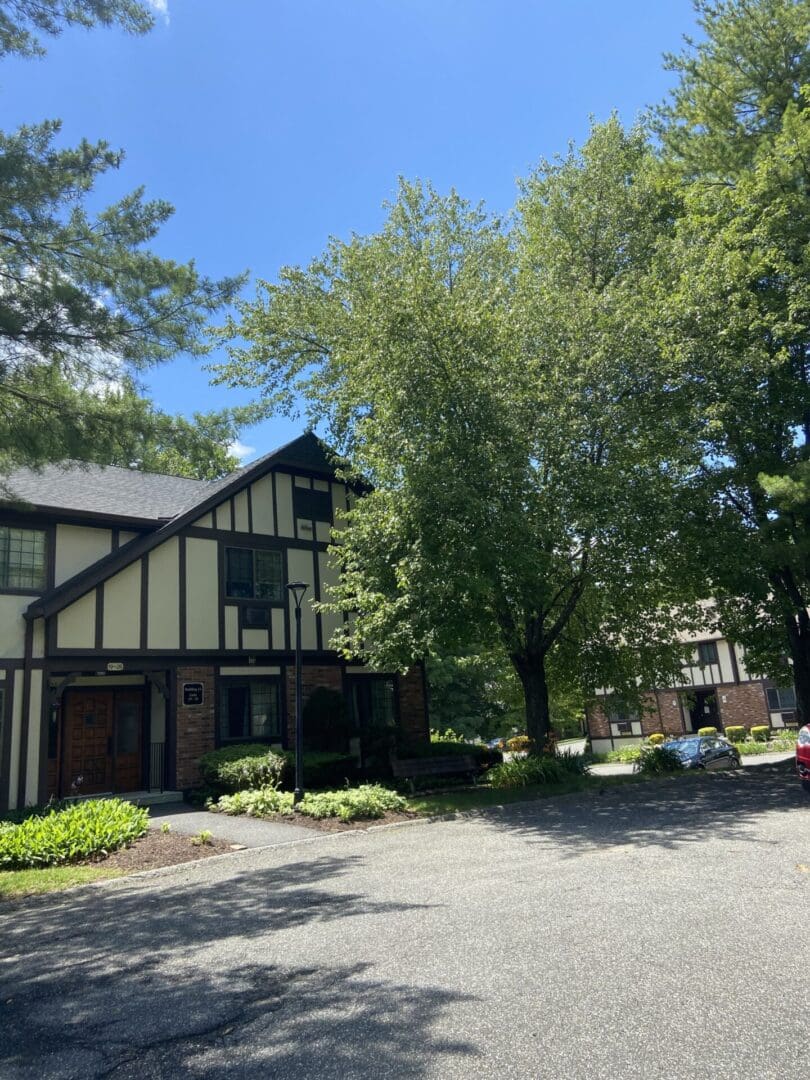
[2, 957, 478, 1079]
[0, 853, 463, 1078]
[1, 854, 434, 965]
[471, 760, 808, 856]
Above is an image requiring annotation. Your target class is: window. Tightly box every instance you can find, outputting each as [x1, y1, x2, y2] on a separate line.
[766, 686, 796, 711]
[0, 527, 46, 590]
[697, 640, 719, 667]
[219, 679, 281, 742]
[606, 701, 638, 735]
[293, 487, 332, 523]
[225, 547, 282, 600]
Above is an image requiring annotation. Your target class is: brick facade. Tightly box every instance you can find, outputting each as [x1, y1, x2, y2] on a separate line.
[587, 680, 773, 745]
[175, 666, 216, 789]
[655, 692, 688, 736]
[587, 702, 610, 738]
[398, 666, 429, 743]
[285, 663, 344, 745]
[716, 682, 770, 730]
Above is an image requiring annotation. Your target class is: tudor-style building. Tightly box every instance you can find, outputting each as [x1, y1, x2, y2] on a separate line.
[0, 432, 428, 811]
[586, 630, 797, 754]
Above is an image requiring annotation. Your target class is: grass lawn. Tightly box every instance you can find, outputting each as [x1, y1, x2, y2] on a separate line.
[408, 773, 642, 815]
[0, 864, 123, 900]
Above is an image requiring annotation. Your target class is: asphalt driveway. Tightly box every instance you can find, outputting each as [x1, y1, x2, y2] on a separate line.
[1, 763, 807, 1079]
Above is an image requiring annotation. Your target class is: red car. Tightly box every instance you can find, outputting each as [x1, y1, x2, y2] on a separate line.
[797, 725, 810, 793]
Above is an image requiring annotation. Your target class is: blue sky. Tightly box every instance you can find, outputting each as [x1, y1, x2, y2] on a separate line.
[3, 0, 697, 461]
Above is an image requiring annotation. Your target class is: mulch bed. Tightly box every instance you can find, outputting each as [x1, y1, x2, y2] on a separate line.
[93, 830, 236, 873]
[282, 809, 419, 833]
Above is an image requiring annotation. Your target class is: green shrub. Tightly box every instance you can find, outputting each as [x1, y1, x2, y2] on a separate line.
[303, 687, 354, 753]
[298, 785, 407, 822]
[488, 755, 570, 789]
[725, 725, 746, 743]
[0, 798, 148, 869]
[198, 744, 286, 794]
[280, 751, 358, 790]
[647, 733, 666, 746]
[605, 745, 642, 764]
[698, 726, 718, 737]
[429, 727, 466, 743]
[635, 744, 683, 775]
[768, 731, 798, 751]
[738, 740, 770, 755]
[214, 786, 292, 817]
[750, 725, 770, 743]
[213, 783, 407, 823]
[506, 735, 533, 754]
[553, 751, 591, 775]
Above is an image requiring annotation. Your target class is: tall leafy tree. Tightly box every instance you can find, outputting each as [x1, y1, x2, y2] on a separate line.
[216, 123, 697, 745]
[0, 0, 247, 474]
[656, 0, 810, 720]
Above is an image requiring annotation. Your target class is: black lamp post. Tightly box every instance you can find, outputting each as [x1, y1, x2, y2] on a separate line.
[286, 580, 308, 805]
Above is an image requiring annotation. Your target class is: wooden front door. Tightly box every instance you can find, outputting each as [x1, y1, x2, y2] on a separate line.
[62, 690, 144, 796]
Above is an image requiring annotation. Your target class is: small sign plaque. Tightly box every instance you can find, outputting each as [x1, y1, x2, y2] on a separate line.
[182, 682, 204, 707]
[106, 662, 124, 673]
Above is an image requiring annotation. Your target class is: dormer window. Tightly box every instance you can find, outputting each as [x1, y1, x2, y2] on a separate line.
[225, 547, 283, 600]
[0, 527, 47, 590]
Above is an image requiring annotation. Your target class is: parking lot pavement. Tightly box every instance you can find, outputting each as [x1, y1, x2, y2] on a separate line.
[2, 763, 807, 1079]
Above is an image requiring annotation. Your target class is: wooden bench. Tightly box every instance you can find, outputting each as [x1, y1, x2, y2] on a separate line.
[390, 754, 478, 793]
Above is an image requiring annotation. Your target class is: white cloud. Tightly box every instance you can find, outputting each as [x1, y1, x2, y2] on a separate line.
[228, 439, 256, 463]
[148, 1, 170, 24]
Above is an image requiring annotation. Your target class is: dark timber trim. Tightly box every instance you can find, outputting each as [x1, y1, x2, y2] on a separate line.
[0, 667, 16, 812]
[16, 620, 34, 805]
[24, 432, 348, 623]
[94, 585, 104, 650]
[178, 535, 187, 652]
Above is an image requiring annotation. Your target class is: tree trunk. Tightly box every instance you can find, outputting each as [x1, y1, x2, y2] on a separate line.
[512, 652, 552, 750]
[785, 610, 810, 728]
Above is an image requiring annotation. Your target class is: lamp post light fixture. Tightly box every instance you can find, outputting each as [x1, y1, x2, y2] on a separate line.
[286, 580, 308, 805]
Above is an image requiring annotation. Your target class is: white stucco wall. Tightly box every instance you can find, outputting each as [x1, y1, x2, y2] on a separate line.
[147, 538, 180, 649]
[54, 525, 112, 585]
[185, 537, 219, 649]
[103, 562, 141, 650]
[56, 591, 96, 649]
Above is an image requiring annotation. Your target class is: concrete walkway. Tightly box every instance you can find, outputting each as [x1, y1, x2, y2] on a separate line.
[148, 803, 314, 847]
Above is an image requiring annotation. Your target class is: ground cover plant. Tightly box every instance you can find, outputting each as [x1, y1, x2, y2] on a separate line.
[633, 744, 683, 775]
[212, 783, 407, 823]
[0, 798, 149, 869]
[488, 752, 588, 790]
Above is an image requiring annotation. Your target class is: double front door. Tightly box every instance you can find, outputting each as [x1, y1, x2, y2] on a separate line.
[62, 689, 144, 796]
